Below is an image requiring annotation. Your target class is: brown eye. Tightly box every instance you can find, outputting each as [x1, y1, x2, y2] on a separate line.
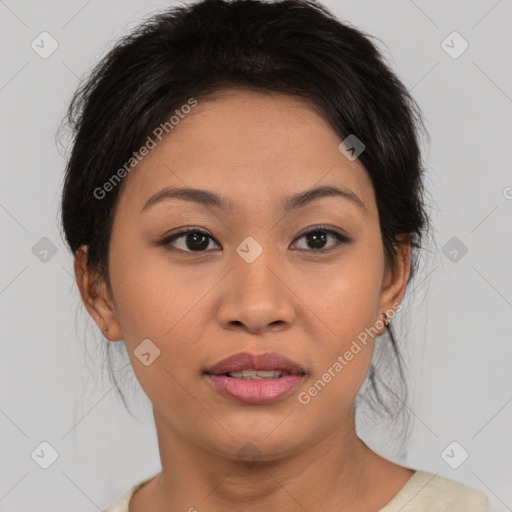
[159, 229, 220, 252]
[291, 226, 350, 253]
[158, 225, 350, 255]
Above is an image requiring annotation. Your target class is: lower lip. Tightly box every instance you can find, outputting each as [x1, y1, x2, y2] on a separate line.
[205, 374, 305, 404]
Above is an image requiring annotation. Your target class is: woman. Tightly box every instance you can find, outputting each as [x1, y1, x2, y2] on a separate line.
[59, 0, 489, 510]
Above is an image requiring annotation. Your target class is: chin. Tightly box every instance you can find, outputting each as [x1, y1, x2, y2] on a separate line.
[200, 420, 308, 462]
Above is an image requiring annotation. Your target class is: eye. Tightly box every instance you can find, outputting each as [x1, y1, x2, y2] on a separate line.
[291, 225, 350, 253]
[158, 225, 350, 254]
[158, 228, 220, 253]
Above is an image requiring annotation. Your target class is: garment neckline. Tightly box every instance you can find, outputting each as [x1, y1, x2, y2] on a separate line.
[378, 469, 438, 511]
[127, 469, 424, 511]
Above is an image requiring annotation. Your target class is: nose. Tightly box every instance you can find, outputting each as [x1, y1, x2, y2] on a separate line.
[216, 250, 296, 335]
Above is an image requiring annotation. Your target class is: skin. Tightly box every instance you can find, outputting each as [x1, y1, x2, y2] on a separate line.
[75, 89, 414, 511]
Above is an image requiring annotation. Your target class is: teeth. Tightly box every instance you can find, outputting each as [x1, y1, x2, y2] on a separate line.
[227, 369, 285, 380]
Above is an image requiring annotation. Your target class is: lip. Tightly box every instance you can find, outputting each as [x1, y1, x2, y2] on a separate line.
[205, 374, 305, 404]
[204, 351, 306, 376]
[204, 352, 306, 405]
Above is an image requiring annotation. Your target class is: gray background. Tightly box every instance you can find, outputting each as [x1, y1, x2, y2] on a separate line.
[1, 0, 511, 510]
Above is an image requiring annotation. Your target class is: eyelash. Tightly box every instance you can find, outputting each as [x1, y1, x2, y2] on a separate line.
[158, 225, 351, 255]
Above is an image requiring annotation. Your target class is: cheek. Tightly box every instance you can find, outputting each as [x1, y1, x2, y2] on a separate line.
[319, 247, 384, 340]
[109, 253, 205, 416]
[108, 239, 190, 336]
[300, 277, 381, 415]
[108, 243, 209, 382]
[304, 244, 384, 397]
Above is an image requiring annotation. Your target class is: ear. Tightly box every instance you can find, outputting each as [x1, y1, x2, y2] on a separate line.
[377, 233, 412, 332]
[74, 245, 123, 341]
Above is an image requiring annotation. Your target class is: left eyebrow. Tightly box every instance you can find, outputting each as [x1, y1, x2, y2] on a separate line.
[140, 185, 367, 214]
[282, 185, 367, 214]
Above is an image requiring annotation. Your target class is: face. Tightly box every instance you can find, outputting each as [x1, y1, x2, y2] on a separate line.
[77, 89, 410, 462]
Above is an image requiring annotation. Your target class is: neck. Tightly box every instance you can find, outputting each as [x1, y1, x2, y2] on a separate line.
[143, 406, 388, 512]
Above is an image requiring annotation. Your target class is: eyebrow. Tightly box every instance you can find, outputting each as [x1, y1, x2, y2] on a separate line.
[141, 185, 366, 214]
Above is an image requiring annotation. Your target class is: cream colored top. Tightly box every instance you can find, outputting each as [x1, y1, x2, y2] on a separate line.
[103, 470, 489, 511]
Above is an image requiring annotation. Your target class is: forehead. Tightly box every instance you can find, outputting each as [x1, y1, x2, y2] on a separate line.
[116, 88, 376, 217]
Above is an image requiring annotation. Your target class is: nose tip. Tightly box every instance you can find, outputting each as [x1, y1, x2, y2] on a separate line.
[218, 261, 295, 334]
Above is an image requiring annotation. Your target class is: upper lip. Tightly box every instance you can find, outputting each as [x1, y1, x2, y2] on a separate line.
[204, 352, 306, 376]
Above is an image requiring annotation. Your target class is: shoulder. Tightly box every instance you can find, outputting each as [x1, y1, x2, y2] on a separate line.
[380, 470, 490, 512]
[102, 473, 160, 512]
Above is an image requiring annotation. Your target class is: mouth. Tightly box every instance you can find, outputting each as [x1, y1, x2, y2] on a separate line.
[203, 352, 306, 405]
[218, 369, 296, 380]
[204, 351, 306, 376]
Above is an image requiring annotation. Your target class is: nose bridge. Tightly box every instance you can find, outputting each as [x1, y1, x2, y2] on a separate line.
[218, 235, 294, 331]
[234, 234, 283, 299]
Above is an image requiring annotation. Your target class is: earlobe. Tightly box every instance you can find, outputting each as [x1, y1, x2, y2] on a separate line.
[73, 245, 123, 341]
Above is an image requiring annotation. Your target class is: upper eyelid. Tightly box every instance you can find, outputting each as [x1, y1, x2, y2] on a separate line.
[163, 226, 347, 249]
[166, 225, 344, 239]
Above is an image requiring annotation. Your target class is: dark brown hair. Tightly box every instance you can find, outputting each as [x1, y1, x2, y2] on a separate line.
[59, 0, 431, 445]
